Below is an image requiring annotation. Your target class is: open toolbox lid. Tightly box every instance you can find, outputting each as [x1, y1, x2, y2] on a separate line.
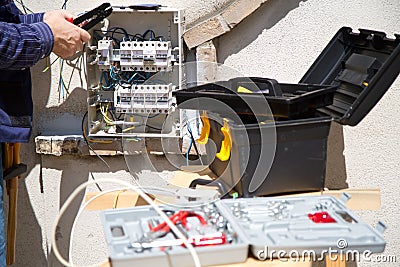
[300, 27, 400, 126]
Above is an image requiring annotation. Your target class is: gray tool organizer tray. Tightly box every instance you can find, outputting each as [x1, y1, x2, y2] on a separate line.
[216, 195, 386, 258]
[100, 204, 248, 267]
[101, 194, 386, 266]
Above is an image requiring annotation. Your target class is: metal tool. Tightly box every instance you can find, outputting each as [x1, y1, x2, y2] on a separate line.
[150, 210, 207, 233]
[130, 232, 227, 251]
[72, 3, 113, 31]
[3, 143, 25, 265]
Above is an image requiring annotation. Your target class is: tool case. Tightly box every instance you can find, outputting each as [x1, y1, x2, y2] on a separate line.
[101, 194, 387, 267]
[177, 27, 400, 197]
[101, 203, 248, 267]
[174, 77, 337, 119]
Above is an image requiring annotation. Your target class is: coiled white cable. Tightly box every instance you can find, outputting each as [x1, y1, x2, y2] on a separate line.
[52, 178, 201, 267]
[68, 187, 129, 266]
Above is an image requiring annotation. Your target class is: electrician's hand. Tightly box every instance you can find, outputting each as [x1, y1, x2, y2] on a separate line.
[44, 10, 91, 59]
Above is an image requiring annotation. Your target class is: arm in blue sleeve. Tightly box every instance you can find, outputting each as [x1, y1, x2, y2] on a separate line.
[19, 13, 45, 24]
[0, 21, 54, 70]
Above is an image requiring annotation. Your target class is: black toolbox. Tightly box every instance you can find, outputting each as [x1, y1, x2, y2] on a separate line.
[174, 78, 337, 119]
[175, 27, 400, 197]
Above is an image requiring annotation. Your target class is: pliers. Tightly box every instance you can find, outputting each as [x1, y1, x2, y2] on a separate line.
[72, 3, 113, 31]
[147, 210, 207, 239]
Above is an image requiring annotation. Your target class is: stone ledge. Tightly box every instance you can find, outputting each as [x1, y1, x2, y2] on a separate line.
[183, 0, 268, 49]
[34, 135, 175, 156]
[35, 135, 86, 156]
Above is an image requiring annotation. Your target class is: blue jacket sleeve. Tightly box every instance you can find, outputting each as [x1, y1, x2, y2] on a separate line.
[0, 21, 54, 70]
[19, 13, 45, 24]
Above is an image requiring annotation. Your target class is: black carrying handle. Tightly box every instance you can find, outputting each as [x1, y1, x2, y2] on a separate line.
[249, 77, 283, 96]
[189, 178, 230, 199]
[233, 77, 283, 96]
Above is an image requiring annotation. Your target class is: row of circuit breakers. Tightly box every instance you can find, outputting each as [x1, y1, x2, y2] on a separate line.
[95, 39, 174, 114]
[85, 7, 183, 138]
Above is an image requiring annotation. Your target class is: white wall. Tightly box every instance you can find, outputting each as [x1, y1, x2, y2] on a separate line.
[218, 0, 400, 266]
[9, 0, 400, 266]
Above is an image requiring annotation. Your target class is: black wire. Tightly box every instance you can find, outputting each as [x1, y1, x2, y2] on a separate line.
[109, 27, 130, 40]
[81, 111, 111, 170]
[93, 29, 164, 42]
[18, 0, 28, 14]
[61, 0, 69, 9]
[94, 29, 141, 41]
[146, 124, 162, 131]
[90, 172, 103, 192]
[187, 125, 201, 160]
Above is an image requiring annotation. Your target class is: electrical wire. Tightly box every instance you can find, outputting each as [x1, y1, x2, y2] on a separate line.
[100, 103, 114, 125]
[185, 114, 203, 165]
[90, 172, 103, 192]
[113, 189, 127, 209]
[61, 0, 69, 9]
[186, 138, 193, 166]
[81, 111, 113, 144]
[68, 187, 129, 266]
[53, 178, 202, 267]
[16, 0, 31, 14]
[81, 112, 112, 170]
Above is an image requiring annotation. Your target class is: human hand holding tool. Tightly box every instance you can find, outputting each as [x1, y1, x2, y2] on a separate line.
[44, 10, 91, 59]
[44, 3, 112, 60]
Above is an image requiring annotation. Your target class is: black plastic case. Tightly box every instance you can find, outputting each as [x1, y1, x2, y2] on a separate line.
[188, 27, 400, 197]
[174, 77, 336, 119]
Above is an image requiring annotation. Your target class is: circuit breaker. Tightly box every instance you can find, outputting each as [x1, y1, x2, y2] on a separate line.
[85, 6, 184, 138]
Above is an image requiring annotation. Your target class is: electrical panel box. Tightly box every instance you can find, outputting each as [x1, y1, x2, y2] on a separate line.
[85, 6, 184, 139]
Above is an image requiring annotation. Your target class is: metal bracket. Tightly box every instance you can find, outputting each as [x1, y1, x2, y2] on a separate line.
[339, 192, 352, 203]
[375, 221, 387, 234]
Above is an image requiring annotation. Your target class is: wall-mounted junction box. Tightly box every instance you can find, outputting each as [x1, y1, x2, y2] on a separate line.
[85, 6, 184, 139]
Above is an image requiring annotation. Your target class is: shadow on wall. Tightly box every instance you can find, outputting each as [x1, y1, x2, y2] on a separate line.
[42, 155, 129, 267]
[216, 0, 308, 62]
[3, 59, 51, 267]
[5, 55, 120, 266]
[215, 0, 348, 190]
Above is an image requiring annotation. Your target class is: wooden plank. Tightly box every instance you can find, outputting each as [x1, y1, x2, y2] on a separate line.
[85, 191, 148, 210]
[85, 188, 381, 211]
[325, 256, 347, 267]
[322, 188, 380, 210]
[102, 257, 312, 267]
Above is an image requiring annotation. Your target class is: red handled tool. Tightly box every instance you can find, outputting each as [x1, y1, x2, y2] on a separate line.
[149, 210, 207, 234]
[67, 3, 112, 31]
[308, 211, 336, 223]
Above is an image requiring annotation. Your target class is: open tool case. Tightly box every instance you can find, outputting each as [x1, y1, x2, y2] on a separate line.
[101, 195, 386, 267]
[101, 203, 248, 267]
[174, 77, 337, 119]
[175, 27, 400, 197]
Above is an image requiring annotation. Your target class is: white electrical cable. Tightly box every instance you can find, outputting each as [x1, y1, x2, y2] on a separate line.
[52, 178, 202, 267]
[68, 187, 129, 266]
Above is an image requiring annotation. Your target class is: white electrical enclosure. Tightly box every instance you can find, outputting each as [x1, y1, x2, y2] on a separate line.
[85, 6, 183, 138]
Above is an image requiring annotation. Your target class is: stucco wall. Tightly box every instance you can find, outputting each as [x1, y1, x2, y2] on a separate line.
[218, 1, 399, 267]
[8, 0, 400, 266]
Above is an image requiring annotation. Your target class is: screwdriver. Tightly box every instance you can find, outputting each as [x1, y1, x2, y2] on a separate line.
[129, 232, 227, 250]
